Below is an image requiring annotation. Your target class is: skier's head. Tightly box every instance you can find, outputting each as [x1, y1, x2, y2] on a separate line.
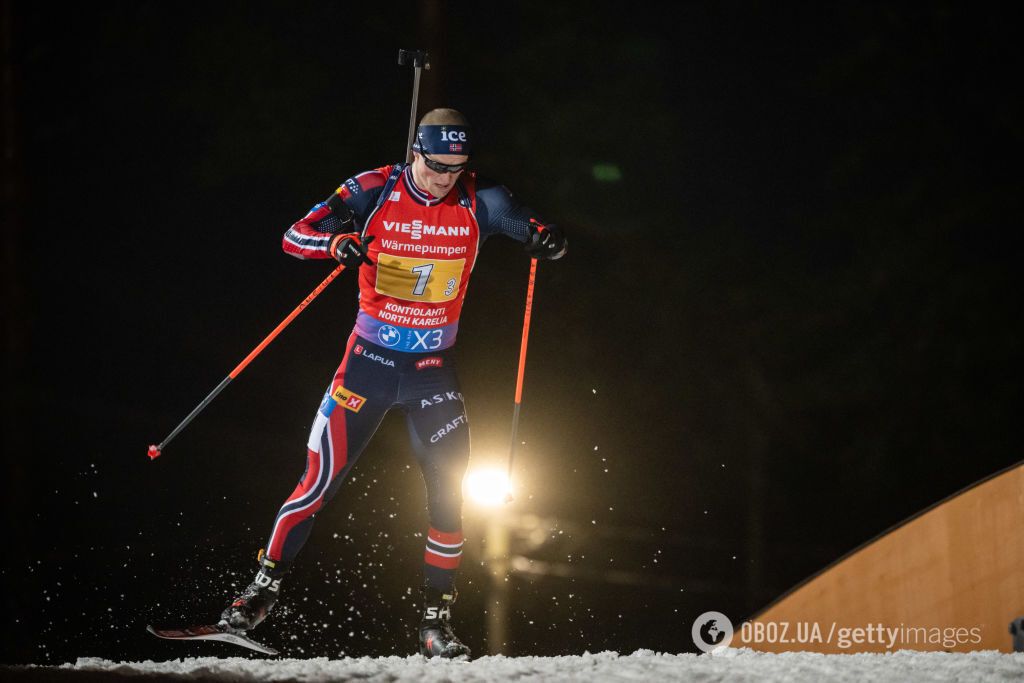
[410, 108, 471, 198]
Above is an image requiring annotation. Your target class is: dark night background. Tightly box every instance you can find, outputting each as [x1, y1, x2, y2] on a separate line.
[3, 1, 1022, 665]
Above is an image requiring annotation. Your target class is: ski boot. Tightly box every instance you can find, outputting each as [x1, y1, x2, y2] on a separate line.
[220, 553, 287, 632]
[418, 586, 471, 658]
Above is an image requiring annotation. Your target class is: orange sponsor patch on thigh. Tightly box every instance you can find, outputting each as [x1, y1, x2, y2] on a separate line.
[332, 386, 368, 413]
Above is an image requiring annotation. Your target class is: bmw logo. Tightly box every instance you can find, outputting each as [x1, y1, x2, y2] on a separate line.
[378, 325, 401, 347]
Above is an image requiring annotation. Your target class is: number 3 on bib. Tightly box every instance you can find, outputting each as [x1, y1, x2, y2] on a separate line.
[374, 254, 465, 303]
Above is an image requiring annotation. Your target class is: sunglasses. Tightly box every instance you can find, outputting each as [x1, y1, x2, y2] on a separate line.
[420, 152, 468, 174]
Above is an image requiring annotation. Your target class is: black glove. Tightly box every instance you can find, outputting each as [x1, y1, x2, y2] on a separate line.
[525, 219, 567, 260]
[330, 233, 375, 267]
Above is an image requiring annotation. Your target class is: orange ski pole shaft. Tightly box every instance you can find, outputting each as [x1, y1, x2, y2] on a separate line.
[148, 263, 346, 460]
[506, 258, 538, 494]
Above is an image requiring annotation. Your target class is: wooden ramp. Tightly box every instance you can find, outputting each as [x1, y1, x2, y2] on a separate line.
[739, 462, 1023, 653]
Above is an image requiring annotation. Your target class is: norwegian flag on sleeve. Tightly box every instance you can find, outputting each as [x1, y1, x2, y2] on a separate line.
[282, 168, 390, 259]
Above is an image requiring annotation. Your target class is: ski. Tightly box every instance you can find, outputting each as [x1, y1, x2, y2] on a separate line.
[146, 623, 279, 655]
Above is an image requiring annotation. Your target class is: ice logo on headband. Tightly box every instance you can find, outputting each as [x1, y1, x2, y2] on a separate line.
[414, 125, 473, 156]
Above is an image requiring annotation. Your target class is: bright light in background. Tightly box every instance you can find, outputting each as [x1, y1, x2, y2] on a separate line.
[464, 468, 512, 507]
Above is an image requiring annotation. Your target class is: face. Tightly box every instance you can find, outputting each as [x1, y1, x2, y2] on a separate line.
[411, 152, 469, 198]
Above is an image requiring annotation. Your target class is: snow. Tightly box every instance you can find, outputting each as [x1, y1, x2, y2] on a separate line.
[23, 648, 1024, 682]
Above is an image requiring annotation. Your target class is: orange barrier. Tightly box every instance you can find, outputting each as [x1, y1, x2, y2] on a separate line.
[740, 462, 1024, 653]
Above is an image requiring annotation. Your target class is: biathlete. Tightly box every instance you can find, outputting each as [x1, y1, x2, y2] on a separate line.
[220, 108, 566, 657]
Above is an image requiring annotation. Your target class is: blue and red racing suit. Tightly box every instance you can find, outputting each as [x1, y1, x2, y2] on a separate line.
[268, 163, 551, 591]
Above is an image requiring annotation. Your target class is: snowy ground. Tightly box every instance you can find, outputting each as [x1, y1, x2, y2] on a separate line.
[4, 648, 1024, 682]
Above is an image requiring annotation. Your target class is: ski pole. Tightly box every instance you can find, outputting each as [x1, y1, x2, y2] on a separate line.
[147, 263, 346, 459]
[150, 50, 431, 461]
[505, 257, 538, 501]
[149, 50, 430, 462]
[398, 48, 430, 163]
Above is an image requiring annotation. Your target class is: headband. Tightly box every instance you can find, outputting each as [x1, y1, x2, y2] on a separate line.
[412, 125, 473, 156]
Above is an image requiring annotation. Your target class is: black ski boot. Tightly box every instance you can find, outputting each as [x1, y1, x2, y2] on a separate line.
[220, 554, 286, 632]
[418, 587, 471, 658]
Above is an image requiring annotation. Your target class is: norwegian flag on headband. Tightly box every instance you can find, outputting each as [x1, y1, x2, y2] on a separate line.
[449, 143, 463, 152]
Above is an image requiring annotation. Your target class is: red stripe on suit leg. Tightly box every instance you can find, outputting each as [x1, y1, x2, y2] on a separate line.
[424, 549, 462, 570]
[428, 527, 464, 545]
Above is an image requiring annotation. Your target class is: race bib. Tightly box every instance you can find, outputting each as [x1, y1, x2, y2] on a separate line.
[374, 254, 464, 303]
